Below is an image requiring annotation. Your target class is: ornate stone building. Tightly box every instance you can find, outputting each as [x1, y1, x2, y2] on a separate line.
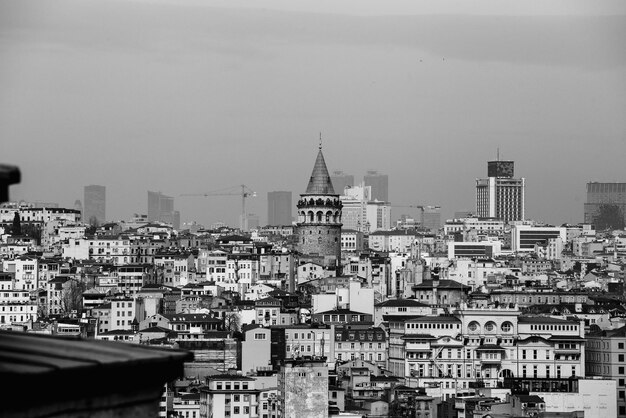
[296, 146, 342, 272]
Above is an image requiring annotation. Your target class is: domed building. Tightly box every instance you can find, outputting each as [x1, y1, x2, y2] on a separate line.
[296, 145, 342, 273]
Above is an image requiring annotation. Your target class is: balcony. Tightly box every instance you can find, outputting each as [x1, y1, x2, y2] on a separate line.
[478, 356, 502, 365]
[405, 342, 431, 351]
[554, 347, 580, 355]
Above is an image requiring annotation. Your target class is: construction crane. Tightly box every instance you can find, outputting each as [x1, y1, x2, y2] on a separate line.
[181, 184, 256, 230]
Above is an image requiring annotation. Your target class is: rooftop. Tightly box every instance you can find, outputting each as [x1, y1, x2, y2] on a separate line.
[412, 279, 471, 290]
[376, 299, 429, 308]
[304, 148, 335, 195]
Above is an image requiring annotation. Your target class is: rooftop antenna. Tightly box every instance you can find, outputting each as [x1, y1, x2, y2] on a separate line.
[319, 132, 322, 150]
[497, 147, 500, 161]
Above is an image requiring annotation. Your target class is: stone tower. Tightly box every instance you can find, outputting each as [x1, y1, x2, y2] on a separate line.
[296, 145, 342, 272]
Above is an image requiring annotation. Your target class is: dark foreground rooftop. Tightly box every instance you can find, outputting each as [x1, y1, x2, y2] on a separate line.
[0, 331, 193, 417]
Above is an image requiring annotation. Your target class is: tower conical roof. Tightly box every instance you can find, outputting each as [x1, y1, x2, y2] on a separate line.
[305, 149, 335, 195]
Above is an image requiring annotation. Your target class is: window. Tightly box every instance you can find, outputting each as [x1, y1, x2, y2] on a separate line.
[233, 407, 240, 414]
[619, 354, 625, 362]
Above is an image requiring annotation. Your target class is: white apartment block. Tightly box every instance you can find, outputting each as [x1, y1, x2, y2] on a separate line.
[62, 237, 137, 265]
[226, 255, 259, 296]
[368, 231, 417, 253]
[0, 289, 38, 325]
[200, 375, 260, 418]
[284, 326, 332, 359]
[200, 250, 228, 283]
[110, 297, 143, 331]
[388, 307, 586, 389]
[511, 225, 567, 253]
[0, 205, 81, 224]
[444, 217, 505, 235]
[2, 257, 39, 290]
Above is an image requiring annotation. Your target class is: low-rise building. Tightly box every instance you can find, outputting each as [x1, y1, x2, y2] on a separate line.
[278, 358, 328, 418]
[334, 326, 386, 366]
[585, 325, 626, 417]
[200, 374, 260, 418]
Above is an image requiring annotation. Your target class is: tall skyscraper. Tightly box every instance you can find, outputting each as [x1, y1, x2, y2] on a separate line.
[363, 170, 388, 202]
[475, 160, 525, 223]
[296, 146, 342, 271]
[147, 191, 179, 229]
[267, 191, 293, 226]
[147, 191, 161, 222]
[83, 185, 106, 225]
[330, 170, 354, 195]
[421, 206, 441, 232]
[584, 182, 626, 229]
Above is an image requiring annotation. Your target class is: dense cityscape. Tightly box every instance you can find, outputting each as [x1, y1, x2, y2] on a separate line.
[1, 145, 625, 417]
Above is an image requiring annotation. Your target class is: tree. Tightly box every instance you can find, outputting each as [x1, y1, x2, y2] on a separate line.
[60, 279, 86, 317]
[594, 204, 625, 231]
[21, 223, 42, 245]
[223, 311, 241, 333]
[12, 211, 21, 235]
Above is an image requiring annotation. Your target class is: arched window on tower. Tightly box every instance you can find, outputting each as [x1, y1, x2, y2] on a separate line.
[316, 211, 323, 222]
[326, 211, 332, 222]
[308, 211, 314, 222]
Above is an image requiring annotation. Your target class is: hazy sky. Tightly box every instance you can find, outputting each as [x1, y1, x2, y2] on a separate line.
[2, 0, 625, 227]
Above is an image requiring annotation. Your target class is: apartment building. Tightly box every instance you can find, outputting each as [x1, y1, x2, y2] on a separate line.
[585, 325, 626, 417]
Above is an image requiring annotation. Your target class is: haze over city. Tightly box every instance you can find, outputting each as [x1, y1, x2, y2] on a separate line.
[2, 0, 625, 227]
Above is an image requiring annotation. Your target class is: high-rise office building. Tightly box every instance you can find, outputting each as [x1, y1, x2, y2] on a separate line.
[267, 191, 293, 226]
[84, 185, 106, 225]
[147, 191, 161, 222]
[421, 206, 441, 232]
[147, 191, 179, 229]
[330, 170, 354, 195]
[584, 182, 626, 229]
[363, 170, 388, 202]
[476, 160, 525, 223]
